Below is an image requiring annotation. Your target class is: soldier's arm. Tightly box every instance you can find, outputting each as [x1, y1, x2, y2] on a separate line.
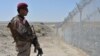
[7, 18, 20, 42]
[26, 21, 43, 55]
[25, 21, 40, 45]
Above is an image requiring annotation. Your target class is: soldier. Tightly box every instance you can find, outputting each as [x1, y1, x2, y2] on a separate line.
[7, 3, 43, 56]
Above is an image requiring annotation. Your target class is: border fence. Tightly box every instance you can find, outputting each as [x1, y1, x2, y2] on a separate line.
[57, 0, 100, 56]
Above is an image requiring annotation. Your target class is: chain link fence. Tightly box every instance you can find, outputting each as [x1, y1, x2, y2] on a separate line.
[57, 0, 100, 56]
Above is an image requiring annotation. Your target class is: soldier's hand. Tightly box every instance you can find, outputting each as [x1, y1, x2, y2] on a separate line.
[37, 47, 43, 56]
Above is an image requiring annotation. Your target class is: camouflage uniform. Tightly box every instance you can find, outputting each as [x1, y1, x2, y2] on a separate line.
[9, 15, 33, 56]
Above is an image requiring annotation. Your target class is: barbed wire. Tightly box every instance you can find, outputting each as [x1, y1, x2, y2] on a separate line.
[64, 0, 93, 22]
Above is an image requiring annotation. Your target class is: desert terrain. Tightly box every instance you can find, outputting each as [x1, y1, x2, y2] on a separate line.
[0, 22, 88, 56]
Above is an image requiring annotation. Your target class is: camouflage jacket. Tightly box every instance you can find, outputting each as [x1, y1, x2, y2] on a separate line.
[8, 15, 33, 41]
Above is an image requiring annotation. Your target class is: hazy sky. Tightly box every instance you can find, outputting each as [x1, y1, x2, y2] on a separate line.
[0, 0, 80, 22]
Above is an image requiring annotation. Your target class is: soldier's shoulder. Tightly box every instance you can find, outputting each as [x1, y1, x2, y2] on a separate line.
[11, 15, 20, 22]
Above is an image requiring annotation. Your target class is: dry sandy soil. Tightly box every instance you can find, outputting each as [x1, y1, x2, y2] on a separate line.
[0, 23, 88, 56]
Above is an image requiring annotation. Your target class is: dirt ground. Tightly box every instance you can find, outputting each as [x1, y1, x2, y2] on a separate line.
[0, 23, 88, 56]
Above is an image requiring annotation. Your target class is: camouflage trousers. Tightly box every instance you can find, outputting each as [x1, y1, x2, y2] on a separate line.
[16, 40, 31, 56]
